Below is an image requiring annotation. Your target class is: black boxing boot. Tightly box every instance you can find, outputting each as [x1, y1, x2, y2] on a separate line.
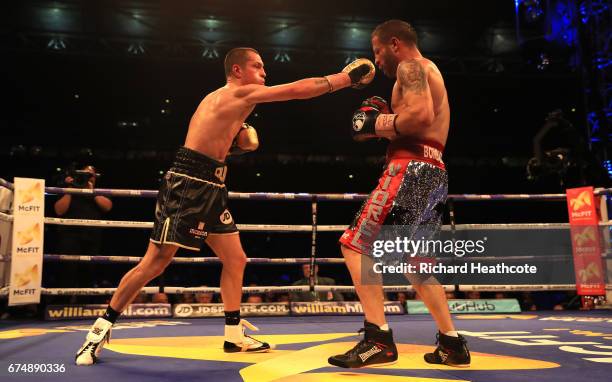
[424, 331, 471, 367]
[328, 321, 398, 368]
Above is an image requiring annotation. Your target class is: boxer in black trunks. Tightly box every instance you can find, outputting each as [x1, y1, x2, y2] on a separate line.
[328, 20, 471, 368]
[76, 47, 375, 365]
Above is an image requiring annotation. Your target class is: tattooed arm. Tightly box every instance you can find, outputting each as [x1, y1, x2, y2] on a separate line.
[236, 77, 350, 105]
[393, 59, 435, 135]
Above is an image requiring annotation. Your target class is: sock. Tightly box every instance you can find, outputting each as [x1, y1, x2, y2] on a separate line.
[365, 321, 389, 331]
[225, 310, 240, 325]
[444, 330, 459, 337]
[102, 305, 120, 324]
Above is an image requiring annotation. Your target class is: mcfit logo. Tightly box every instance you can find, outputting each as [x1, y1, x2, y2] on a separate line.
[569, 190, 592, 212]
[573, 226, 596, 246]
[578, 262, 602, 283]
[13, 264, 38, 287]
[17, 182, 42, 204]
[566, 187, 597, 224]
[16, 223, 41, 246]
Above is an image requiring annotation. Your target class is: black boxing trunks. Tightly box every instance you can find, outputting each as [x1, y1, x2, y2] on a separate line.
[339, 139, 448, 256]
[150, 146, 238, 251]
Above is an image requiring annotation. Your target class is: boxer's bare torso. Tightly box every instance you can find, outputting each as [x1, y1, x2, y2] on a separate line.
[184, 85, 255, 162]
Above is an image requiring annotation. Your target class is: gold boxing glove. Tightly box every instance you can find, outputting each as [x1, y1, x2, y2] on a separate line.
[342, 58, 376, 89]
[229, 123, 259, 155]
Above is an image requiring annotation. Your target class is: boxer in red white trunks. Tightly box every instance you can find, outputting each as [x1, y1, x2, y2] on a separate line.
[329, 20, 471, 369]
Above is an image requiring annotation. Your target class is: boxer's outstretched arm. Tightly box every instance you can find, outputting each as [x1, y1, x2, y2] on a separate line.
[393, 59, 435, 135]
[235, 75, 351, 105]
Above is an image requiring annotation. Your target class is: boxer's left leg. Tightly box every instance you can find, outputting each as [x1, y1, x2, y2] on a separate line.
[407, 270, 470, 366]
[206, 233, 271, 353]
[411, 281, 454, 332]
[404, 168, 470, 367]
[206, 233, 245, 312]
[413, 282, 470, 366]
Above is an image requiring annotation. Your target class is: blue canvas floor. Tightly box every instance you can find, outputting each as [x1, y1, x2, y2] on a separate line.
[1, 311, 610, 382]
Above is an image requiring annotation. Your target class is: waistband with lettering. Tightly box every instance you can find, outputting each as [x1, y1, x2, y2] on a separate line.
[386, 139, 445, 170]
[170, 146, 228, 184]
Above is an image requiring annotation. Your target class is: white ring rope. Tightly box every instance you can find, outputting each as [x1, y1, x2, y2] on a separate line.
[1, 178, 611, 201]
[3, 253, 608, 265]
[0, 213, 344, 231]
[0, 285, 448, 296]
[1, 212, 610, 231]
[0, 254, 348, 264]
[457, 284, 612, 292]
[3, 284, 610, 296]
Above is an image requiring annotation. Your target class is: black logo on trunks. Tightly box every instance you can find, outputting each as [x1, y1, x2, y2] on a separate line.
[220, 209, 233, 225]
[352, 111, 366, 132]
[214, 167, 227, 183]
[189, 221, 207, 238]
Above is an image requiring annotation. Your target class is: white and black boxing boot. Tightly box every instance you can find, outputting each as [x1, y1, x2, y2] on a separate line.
[75, 317, 113, 365]
[223, 319, 272, 353]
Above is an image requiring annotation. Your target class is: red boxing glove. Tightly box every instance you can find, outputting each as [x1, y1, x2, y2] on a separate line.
[361, 96, 390, 114]
[351, 97, 399, 142]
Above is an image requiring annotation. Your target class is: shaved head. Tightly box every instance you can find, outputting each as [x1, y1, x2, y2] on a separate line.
[224, 47, 260, 77]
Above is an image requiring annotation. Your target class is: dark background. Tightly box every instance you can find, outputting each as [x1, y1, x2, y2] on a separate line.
[3, 1, 610, 288]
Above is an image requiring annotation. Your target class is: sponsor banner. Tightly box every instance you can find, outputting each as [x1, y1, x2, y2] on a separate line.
[406, 299, 521, 314]
[569, 226, 605, 295]
[10, 178, 44, 306]
[173, 303, 290, 318]
[566, 187, 605, 296]
[566, 187, 598, 225]
[290, 301, 404, 316]
[45, 304, 171, 320]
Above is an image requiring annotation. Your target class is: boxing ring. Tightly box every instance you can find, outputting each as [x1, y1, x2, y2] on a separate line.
[0, 177, 611, 382]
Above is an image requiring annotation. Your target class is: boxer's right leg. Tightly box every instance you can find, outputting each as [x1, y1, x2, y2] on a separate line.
[328, 245, 398, 368]
[341, 245, 386, 328]
[75, 242, 178, 366]
[109, 242, 178, 312]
